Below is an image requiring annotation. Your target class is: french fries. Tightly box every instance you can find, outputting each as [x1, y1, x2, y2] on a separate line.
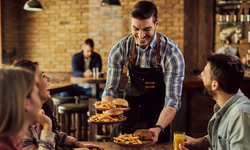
[114, 133, 142, 144]
[94, 101, 116, 109]
[89, 113, 119, 122]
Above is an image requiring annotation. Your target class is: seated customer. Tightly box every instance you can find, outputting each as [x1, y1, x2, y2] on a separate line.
[61, 38, 103, 98]
[179, 53, 250, 150]
[0, 67, 41, 150]
[13, 60, 104, 150]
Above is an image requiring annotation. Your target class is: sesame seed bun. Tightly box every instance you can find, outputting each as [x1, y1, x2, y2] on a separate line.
[112, 98, 129, 107]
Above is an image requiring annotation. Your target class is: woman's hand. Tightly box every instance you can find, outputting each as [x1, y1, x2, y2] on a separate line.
[37, 109, 52, 132]
[73, 141, 105, 150]
[84, 143, 105, 150]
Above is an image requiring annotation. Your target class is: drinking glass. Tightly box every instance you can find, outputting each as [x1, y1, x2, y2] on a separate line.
[174, 131, 185, 150]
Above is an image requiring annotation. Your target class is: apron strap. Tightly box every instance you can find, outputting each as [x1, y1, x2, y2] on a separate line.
[129, 32, 161, 68]
[156, 33, 161, 70]
[129, 37, 135, 68]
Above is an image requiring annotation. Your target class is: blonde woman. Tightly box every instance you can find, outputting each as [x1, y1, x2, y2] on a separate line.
[14, 60, 104, 150]
[0, 67, 41, 150]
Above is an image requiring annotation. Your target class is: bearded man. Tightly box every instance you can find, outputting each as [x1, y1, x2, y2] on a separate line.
[179, 53, 250, 150]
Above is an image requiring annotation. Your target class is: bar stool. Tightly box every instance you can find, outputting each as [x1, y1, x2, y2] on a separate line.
[51, 96, 76, 121]
[58, 102, 88, 141]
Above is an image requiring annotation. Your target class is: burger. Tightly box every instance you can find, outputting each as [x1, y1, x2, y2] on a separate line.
[104, 108, 124, 120]
[112, 98, 129, 108]
[133, 129, 152, 141]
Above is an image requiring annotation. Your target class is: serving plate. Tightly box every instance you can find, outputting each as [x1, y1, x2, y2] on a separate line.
[113, 139, 153, 148]
[88, 116, 127, 125]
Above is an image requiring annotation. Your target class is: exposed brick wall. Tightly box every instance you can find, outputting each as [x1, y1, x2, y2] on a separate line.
[2, 0, 23, 64]
[3, 0, 184, 73]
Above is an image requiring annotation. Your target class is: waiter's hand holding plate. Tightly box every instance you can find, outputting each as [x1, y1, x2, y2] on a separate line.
[113, 129, 153, 148]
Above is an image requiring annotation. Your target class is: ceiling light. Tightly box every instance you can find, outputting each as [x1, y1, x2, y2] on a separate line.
[101, 0, 121, 6]
[24, 0, 43, 11]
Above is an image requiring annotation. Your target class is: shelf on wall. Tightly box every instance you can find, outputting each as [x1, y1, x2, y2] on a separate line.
[214, 42, 250, 44]
[217, 22, 249, 25]
[217, 0, 250, 4]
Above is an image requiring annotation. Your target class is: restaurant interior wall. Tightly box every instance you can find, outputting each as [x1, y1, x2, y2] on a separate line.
[1, 0, 184, 74]
[214, 2, 250, 60]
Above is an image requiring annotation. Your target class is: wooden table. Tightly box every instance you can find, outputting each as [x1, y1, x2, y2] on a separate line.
[47, 83, 73, 95]
[79, 141, 173, 150]
[70, 77, 106, 99]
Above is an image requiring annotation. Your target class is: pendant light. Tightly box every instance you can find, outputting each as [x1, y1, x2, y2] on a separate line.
[101, 0, 121, 6]
[23, 0, 43, 11]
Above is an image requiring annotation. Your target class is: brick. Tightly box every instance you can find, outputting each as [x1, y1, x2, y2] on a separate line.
[45, 65, 56, 69]
[3, 0, 184, 73]
[174, 4, 184, 9]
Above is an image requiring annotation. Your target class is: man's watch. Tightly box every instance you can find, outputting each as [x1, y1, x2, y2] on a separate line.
[153, 125, 164, 134]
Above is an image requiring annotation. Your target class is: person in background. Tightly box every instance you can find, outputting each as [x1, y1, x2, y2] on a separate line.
[179, 53, 250, 150]
[0, 67, 41, 150]
[102, 1, 185, 144]
[216, 39, 236, 56]
[13, 60, 104, 150]
[60, 38, 103, 98]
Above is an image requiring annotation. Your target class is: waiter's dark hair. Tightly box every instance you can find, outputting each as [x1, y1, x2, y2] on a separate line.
[131, 1, 158, 23]
[207, 53, 244, 94]
[85, 38, 94, 48]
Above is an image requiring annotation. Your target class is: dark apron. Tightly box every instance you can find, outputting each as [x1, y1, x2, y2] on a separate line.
[111, 33, 170, 143]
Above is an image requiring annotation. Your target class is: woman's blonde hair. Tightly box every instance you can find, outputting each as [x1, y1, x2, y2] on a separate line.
[0, 67, 35, 137]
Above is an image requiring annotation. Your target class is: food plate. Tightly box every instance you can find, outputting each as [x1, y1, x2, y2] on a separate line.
[88, 116, 127, 125]
[95, 106, 130, 112]
[113, 140, 153, 148]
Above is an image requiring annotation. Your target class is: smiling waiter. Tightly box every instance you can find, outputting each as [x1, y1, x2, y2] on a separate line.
[102, 1, 185, 144]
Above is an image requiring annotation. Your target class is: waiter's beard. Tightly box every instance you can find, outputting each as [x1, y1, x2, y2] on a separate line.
[203, 83, 216, 99]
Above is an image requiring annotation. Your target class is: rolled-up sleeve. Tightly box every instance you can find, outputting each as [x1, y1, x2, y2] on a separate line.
[163, 41, 185, 110]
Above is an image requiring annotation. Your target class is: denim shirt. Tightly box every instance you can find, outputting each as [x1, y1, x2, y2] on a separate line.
[205, 90, 250, 150]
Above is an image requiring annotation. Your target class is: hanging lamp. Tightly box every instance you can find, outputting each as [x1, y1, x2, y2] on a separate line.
[23, 0, 43, 11]
[101, 0, 121, 6]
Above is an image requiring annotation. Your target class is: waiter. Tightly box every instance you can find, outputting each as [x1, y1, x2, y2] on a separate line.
[102, 1, 185, 144]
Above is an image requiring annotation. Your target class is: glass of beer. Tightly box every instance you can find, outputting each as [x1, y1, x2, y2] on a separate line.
[174, 131, 185, 150]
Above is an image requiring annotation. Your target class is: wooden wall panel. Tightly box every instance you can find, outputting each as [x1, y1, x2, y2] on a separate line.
[184, 0, 215, 72]
[184, 0, 198, 73]
[197, 0, 215, 70]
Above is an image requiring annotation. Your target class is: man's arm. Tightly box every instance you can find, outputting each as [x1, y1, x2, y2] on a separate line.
[149, 39, 185, 144]
[102, 96, 115, 102]
[229, 113, 250, 149]
[101, 42, 125, 99]
[72, 54, 84, 77]
[149, 107, 176, 144]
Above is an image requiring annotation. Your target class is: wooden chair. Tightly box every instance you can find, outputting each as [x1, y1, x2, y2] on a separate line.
[58, 102, 88, 141]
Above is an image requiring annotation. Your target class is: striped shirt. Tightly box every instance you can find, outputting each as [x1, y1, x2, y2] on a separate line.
[0, 134, 23, 150]
[102, 32, 185, 111]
